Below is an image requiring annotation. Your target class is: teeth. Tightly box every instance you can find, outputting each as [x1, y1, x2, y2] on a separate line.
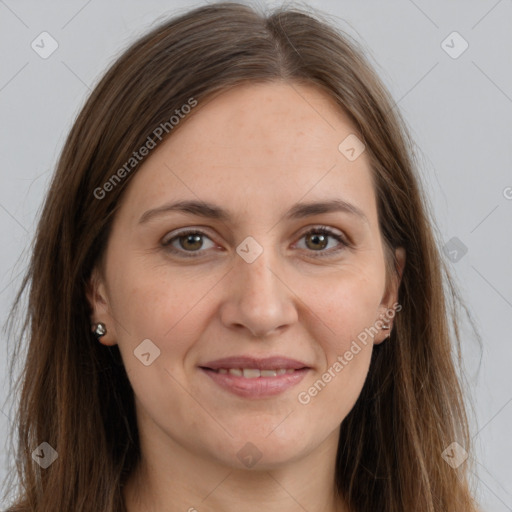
[215, 368, 298, 377]
[242, 368, 261, 378]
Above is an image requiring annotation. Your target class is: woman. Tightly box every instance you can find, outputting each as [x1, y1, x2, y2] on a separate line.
[2, 2, 480, 511]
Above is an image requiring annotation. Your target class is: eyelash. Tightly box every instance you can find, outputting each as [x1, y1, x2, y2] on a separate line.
[161, 226, 349, 259]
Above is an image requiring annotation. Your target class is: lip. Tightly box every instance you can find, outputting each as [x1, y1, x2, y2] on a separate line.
[201, 356, 310, 371]
[199, 356, 311, 399]
[200, 367, 310, 398]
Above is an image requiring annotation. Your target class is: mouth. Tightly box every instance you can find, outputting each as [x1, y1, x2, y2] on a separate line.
[204, 367, 301, 377]
[199, 356, 311, 398]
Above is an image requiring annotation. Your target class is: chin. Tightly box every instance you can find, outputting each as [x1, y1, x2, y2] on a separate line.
[211, 429, 313, 470]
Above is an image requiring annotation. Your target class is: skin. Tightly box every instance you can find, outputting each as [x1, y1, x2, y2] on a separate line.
[87, 81, 405, 512]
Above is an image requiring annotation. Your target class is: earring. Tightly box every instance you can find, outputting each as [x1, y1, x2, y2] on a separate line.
[381, 323, 392, 341]
[92, 322, 107, 338]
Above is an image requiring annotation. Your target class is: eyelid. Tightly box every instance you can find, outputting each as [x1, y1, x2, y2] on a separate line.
[161, 226, 217, 246]
[161, 227, 218, 256]
[296, 224, 348, 243]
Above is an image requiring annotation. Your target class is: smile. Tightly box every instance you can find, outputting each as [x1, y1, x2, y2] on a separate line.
[200, 366, 310, 398]
[213, 368, 297, 377]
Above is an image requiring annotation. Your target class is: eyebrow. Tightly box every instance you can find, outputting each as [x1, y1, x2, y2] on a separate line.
[138, 198, 369, 225]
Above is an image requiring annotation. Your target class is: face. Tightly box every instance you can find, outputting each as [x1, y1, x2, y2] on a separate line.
[88, 81, 405, 470]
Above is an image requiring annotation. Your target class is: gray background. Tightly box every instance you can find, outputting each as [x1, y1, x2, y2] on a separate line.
[0, 0, 511, 510]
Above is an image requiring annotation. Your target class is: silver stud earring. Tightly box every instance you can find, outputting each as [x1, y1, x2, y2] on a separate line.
[381, 323, 393, 341]
[92, 322, 107, 338]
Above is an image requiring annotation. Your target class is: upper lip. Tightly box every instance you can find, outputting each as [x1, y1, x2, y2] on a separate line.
[200, 356, 310, 371]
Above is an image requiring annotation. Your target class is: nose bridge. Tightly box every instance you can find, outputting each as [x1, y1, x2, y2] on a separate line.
[236, 237, 281, 304]
[221, 235, 296, 337]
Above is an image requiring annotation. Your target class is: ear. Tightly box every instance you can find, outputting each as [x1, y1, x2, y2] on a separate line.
[374, 247, 406, 345]
[86, 267, 118, 346]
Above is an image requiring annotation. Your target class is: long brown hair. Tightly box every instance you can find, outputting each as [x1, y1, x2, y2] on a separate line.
[1, 2, 480, 511]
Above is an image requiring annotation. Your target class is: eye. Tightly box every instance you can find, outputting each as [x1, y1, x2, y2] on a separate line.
[161, 225, 349, 258]
[162, 229, 217, 258]
[294, 226, 349, 257]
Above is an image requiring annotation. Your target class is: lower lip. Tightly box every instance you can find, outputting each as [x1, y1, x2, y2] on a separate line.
[200, 368, 310, 398]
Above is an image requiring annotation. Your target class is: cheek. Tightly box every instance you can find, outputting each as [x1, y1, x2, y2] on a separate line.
[107, 255, 221, 357]
[107, 265, 212, 412]
[295, 262, 384, 413]
[311, 262, 385, 350]
[100, 244, 183, 417]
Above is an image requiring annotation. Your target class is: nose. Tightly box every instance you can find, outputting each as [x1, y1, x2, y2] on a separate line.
[219, 245, 298, 339]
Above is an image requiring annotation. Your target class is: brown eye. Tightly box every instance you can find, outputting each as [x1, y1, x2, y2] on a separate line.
[296, 226, 348, 256]
[179, 233, 203, 251]
[162, 229, 216, 257]
[305, 232, 329, 251]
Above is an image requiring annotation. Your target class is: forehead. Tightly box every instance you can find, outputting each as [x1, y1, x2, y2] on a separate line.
[118, 81, 377, 225]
